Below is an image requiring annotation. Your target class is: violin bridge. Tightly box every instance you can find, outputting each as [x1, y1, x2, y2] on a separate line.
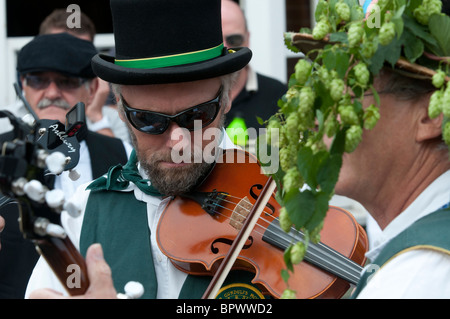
[230, 196, 252, 230]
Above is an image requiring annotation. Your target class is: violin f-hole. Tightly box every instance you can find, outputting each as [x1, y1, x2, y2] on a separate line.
[210, 236, 253, 254]
[249, 184, 275, 216]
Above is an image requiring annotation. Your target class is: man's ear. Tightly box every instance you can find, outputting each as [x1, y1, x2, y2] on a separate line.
[86, 77, 99, 105]
[416, 93, 444, 142]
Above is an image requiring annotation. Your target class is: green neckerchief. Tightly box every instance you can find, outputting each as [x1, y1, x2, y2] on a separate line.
[87, 149, 162, 197]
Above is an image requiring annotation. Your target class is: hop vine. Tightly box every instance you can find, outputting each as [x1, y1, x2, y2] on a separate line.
[266, 0, 450, 298]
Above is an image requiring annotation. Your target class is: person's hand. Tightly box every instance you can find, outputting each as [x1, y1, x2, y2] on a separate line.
[29, 243, 118, 299]
[0, 216, 5, 250]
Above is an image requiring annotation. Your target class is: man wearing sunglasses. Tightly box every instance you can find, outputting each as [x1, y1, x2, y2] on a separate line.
[26, 0, 276, 299]
[221, 0, 287, 134]
[0, 33, 132, 299]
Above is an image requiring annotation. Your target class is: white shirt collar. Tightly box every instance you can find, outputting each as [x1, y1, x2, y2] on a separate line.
[366, 170, 450, 261]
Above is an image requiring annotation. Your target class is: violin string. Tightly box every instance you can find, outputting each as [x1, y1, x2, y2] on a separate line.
[210, 197, 363, 282]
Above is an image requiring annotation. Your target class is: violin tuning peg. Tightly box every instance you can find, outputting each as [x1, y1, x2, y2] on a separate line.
[24, 180, 46, 202]
[68, 169, 81, 181]
[63, 200, 82, 218]
[45, 189, 65, 210]
[117, 281, 145, 299]
[45, 152, 67, 175]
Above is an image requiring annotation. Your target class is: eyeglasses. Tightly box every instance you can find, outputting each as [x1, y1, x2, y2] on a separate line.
[24, 74, 87, 91]
[224, 34, 245, 47]
[121, 86, 223, 135]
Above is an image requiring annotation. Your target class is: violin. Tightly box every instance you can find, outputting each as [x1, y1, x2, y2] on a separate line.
[157, 148, 368, 299]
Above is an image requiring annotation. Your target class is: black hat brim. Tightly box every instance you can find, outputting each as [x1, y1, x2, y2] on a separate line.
[91, 47, 252, 85]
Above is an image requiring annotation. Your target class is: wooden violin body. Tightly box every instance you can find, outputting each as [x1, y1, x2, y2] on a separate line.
[157, 149, 368, 299]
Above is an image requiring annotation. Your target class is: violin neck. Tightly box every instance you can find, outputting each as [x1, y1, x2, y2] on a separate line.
[34, 236, 89, 296]
[263, 218, 363, 285]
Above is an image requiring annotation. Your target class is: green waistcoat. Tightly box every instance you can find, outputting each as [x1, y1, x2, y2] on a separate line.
[79, 190, 265, 299]
[351, 207, 450, 298]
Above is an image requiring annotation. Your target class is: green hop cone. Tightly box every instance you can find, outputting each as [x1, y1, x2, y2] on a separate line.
[313, 17, 331, 40]
[432, 70, 446, 89]
[338, 104, 359, 126]
[330, 79, 345, 102]
[324, 113, 339, 137]
[299, 86, 315, 111]
[444, 121, 450, 145]
[279, 207, 292, 233]
[348, 23, 364, 48]
[266, 118, 282, 146]
[363, 104, 380, 130]
[354, 62, 370, 87]
[443, 84, 450, 118]
[378, 21, 396, 46]
[291, 241, 307, 265]
[414, 0, 442, 25]
[281, 289, 297, 299]
[335, 1, 351, 21]
[295, 59, 312, 85]
[428, 90, 443, 119]
[345, 125, 363, 153]
[283, 167, 302, 193]
[285, 112, 300, 142]
[361, 40, 378, 59]
[280, 145, 295, 172]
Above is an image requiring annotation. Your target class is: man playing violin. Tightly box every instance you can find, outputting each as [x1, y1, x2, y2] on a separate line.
[26, 0, 268, 299]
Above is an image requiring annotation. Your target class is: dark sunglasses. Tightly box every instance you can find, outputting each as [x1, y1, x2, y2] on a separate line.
[24, 74, 87, 91]
[122, 86, 223, 135]
[225, 34, 245, 47]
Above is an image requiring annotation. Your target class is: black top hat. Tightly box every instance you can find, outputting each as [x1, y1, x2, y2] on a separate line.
[17, 33, 97, 79]
[92, 0, 252, 85]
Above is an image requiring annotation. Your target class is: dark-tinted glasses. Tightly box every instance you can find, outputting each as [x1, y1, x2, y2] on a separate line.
[122, 86, 223, 135]
[24, 74, 87, 91]
[224, 34, 245, 47]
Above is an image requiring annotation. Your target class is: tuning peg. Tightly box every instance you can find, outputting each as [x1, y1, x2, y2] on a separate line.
[45, 189, 65, 210]
[45, 152, 69, 175]
[24, 180, 46, 202]
[22, 113, 36, 127]
[117, 281, 145, 299]
[34, 217, 66, 239]
[63, 199, 82, 218]
[68, 169, 81, 181]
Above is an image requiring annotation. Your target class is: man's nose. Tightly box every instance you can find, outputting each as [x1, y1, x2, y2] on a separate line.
[44, 81, 63, 99]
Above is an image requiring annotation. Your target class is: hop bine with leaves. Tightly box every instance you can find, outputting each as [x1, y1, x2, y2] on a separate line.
[262, 0, 450, 298]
